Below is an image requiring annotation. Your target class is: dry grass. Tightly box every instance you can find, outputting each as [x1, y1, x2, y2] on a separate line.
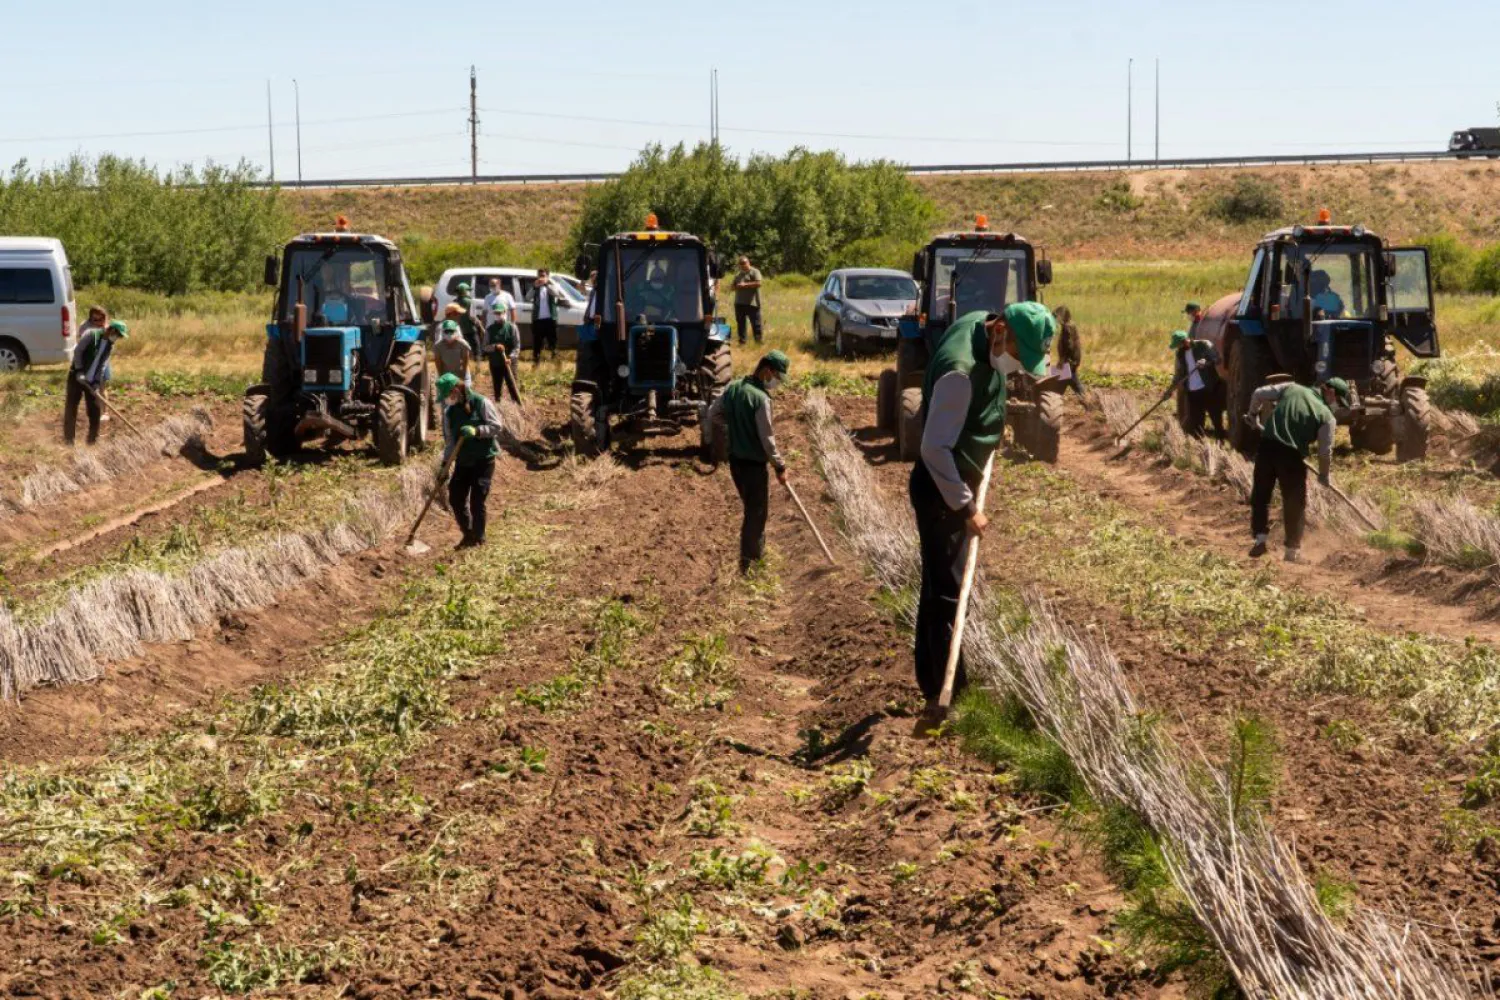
[1408, 495, 1500, 573]
[6, 408, 214, 514]
[0, 462, 432, 702]
[802, 390, 1483, 999]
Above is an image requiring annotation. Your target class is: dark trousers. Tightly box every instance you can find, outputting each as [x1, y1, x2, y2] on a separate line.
[63, 377, 101, 445]
[1250, 439, 1307, 547]
[488, 354, 518, 404]
[735, 304, 763, 344]
[532, 318, 558, 362]
[909, 462, 969, 703]
[448, 457, 495, 542]
[1185, 387, 1225, 438]
[729, 458, 769, 573]
[1063, 371, 1085, 397]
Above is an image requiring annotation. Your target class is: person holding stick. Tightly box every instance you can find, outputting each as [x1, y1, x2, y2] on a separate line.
[1246, 378, 1346, 564]
[910, 303, 1054, 733]
[703, 350, 790, 575]
[436, 372, 502, 550]
[64, 319, 127, 446]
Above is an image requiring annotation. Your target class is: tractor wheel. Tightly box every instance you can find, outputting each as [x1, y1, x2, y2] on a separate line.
[876, 368, 898, 434]
[412, 379, 432, 451]
[243, 392, 270, 467]
[570, 390, 602, 457]
[1030, 391, 1064, 464]
[698, 403, 728, 464]
[1396, 384, 1432, 463]
[1371, 358, 1401, 400]
[1350, 418, 1395, 456]
[1227, 336, 1273, 453]
[897, 387, 924, 462]
[701, 343, 733, 400]
[374, 388, 408, 467]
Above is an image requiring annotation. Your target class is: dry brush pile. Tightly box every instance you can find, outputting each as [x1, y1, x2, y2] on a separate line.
[802, 391, 1484, 999]
[0, 461, 433, 702]
[1, 407, 214, 516]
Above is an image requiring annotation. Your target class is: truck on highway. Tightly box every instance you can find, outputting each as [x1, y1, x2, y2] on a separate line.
[1449, 127, 1500, 158]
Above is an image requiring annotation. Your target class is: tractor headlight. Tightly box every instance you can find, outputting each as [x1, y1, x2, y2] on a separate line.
[303, 368, 317, 383]
[617, 364, 630, 378]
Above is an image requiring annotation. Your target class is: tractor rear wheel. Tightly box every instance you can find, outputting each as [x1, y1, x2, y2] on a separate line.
[876, 368, 898, 433]
[1227, 336, 1273, 453]
[570, 390, 603, 457]
[243, 392, 270, 467]
[897, 387, 923, 462]
[411, 376, 433, 451]
[1030, 391, 1064, 464]
[374, 388, 408, 466]
[700, 343, 733, 402]
[1396, 384, 1432, 463]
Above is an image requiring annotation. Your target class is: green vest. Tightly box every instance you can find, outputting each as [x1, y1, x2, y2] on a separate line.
[1263, 384, 1333, 457]
[444, 391, 500, 466]
[457, 308, 482, 354]
[486, 320, 518, 353]
[722, 376, 771, 464]
[921, 312, 1007, 483]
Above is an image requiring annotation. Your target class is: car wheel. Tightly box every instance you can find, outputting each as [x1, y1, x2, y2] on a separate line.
[835, 324, 849, 358]
[0, 339, 30, 372]
[812, 312, 822, 342]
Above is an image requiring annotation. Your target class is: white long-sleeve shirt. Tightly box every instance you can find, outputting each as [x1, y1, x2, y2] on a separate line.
[919, 371, 978, 512]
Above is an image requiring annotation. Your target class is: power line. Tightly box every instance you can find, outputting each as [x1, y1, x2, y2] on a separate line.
[0, 108, 461, 146]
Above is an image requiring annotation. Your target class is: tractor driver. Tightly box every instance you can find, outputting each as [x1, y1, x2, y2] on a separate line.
[1309, 270, 1344, 319]
[638, 262, 677, 322]
[321, 269, 356, 325]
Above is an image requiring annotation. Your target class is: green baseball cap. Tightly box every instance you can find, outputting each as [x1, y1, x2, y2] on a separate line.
[1169, 330, 1189, 350]
[760, 350, 790, 376]
[456, 282, 471, 293]
[440, 319, 460, 335]
[1001, 302, 1055, 377]
[435, 373, 461, 398]
[1324, 377, 1351, 405]
[107, 320, 129, 338]
[1184, 302, 1201, 314]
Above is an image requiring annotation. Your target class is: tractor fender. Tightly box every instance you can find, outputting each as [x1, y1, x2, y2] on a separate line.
[394, 323, 424, 344]
[244, 382, 270, 397]
[572, 379, 600, 396]
[1399, 375, 1428, 391]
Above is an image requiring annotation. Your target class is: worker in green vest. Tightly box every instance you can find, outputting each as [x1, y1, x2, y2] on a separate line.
[1246, 378, 1345, 563]
[910, 303, 1054, 731]
[436, 372, 503, 549]
[704, 350, 791, 574]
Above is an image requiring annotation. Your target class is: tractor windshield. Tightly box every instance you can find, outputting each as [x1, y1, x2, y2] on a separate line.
[599, 244, 705, 325]
[1278, 242, 1377, 321]
[930, 247, 1030, 322]
[281, 245, 392, 327]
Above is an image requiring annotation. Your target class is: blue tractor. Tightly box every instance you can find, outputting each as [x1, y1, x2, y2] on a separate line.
[569, 217, 732, 456]
[246, 228, 433, 466]
[875, 219, 1059, 462]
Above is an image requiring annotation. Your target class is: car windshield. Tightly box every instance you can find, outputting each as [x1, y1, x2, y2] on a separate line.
[930, 247, 1029, 320]
[1280, 242, 1377, 321]
[846, 275, 918, 301]
[599, 245, 704, 324]
[283, 245, 390, 326]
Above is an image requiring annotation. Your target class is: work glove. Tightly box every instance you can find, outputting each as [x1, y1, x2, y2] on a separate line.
[1196, 358, 1207, 369]
[460, 425, 477, 439]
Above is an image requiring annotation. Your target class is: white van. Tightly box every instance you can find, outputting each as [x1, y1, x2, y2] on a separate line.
[429, 267, 586, 351]
[0, 238, 77, 371]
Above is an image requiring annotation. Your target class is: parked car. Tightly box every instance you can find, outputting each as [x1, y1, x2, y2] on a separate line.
[812, 268, 919, 356]
[0, 237, 77, 371]
[431, 267, 587, 351]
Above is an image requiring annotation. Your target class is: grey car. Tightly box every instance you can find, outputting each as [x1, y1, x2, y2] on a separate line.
[812, 268, 918, 357]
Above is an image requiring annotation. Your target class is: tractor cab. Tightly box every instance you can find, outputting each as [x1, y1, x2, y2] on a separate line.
[879, 216, 1061, 463]
[568, 214, 732, 455]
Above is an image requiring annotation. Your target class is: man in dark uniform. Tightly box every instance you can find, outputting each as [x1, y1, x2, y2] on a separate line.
[704, 350, 790, 574]
[454, 282, 483, 357]
[1247, 378, 1346, 564]
[437, 372, 503, 550]
[911, 302, 1054, 731]
[1169, 329, 1225, 438]
[64, 320, 127, 445]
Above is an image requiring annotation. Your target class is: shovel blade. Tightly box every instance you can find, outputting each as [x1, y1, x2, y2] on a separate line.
[403, 539, 431, 556]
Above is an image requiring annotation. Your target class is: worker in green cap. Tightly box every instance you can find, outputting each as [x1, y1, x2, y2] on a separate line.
[704, 350, 791, 574]
[453, 283, 483, 357]
[1246, 378, 1347, 563]
[911, 303, 1054, 731]
[1184, 301, 1204, 333]
[483, 312, 522, 405]
[436, 372, 503, 549]
[433, 318, 473, 387]
[1168, 329, 1225, 438]
[65, 319, 128, 446]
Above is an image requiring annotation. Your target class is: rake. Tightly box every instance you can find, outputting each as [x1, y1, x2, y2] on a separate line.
[938, 451, 995, 710]
[402, 442, 461, 556]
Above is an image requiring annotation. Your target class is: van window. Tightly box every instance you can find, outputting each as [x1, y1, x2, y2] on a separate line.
[0, 269, 55, 304]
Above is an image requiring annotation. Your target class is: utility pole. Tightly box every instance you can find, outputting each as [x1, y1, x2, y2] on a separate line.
[468, 66, 479, 182]
[1154, 58, 1160, 163]
[265, 80, 275, 182]
[714, 69, 720, 143]
[1126, 59, 1133, 163]
[293, 79, 303, 185]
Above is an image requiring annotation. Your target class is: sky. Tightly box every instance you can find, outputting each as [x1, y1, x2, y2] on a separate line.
[2, 0, 1497, 182]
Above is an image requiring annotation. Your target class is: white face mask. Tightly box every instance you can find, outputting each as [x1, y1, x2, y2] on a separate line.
[991, 351, 1023, 376]
[765, 376, 782, 392]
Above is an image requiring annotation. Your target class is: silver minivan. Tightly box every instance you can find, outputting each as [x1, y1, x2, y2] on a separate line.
[0, 238, 77, 370]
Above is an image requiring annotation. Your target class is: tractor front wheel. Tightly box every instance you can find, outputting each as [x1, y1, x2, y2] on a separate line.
[243, 392, 270, 468]
[897, 387, 924, 462]
[698, 403, 728, 464]
[570, 390, 603, 457]
[375, 388, 408, 466]
[1227, 337, 1272, 453]
[1030, 391, 1064, 464]
[1396, 384, 1432, 463]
